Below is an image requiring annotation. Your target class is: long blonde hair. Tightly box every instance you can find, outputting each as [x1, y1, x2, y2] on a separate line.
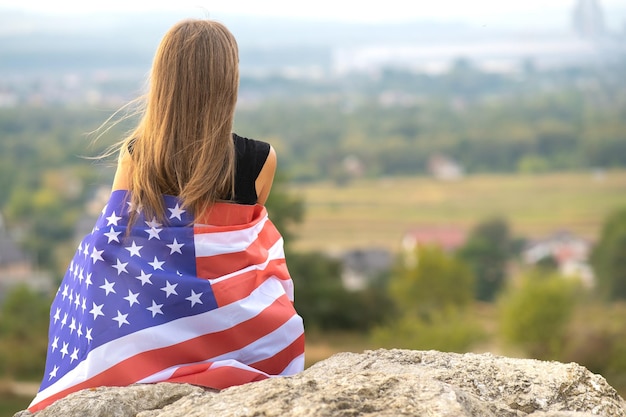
[122, 19, 239, 225]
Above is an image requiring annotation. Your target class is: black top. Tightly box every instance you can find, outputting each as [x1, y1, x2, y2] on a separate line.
[127, 133, 271, 205]
[231, 133, 271, 205]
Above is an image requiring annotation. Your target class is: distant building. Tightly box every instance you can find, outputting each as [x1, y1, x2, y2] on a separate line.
[402, 226, 467, 254]
[428, 155, 464, 181]
[341, 248, 392, 291]
[522, 230, 594, 287]
[572, 0, 606, 39]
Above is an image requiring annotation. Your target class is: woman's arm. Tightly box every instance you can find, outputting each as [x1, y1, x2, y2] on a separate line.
[255, 145, 277, 205]
[111, 148, 132, 191]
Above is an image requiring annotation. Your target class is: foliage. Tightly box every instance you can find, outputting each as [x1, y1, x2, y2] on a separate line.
[498, 270, 580, 360]
[371, 245, 482, 352]
[457, 217, 514, 302]
[590, 207, 626, 301]
[289, 251, 392, 332]
[371, 308, 484, 353]
[264, 171, 305, 248]
[390, 245, 474, 317]
[0, 285, 51, 381]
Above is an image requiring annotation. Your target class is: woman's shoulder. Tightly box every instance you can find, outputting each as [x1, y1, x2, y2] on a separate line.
[232, 133, 271, 157]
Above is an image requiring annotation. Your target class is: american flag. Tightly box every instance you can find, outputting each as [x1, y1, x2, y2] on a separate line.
[29, 190, 305, 412]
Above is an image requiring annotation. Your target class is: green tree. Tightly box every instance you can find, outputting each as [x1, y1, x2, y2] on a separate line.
[591, 208, 626, 301]
[457, 218, 513, 302]
[372, 245, 482, 352]
[499, 270, 579, 359]
[0, 285, 51, 380]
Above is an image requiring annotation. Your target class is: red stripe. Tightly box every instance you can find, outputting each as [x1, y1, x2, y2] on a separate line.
[249, 332, 305, 375]
[168, 363, 268, 387]
[29, 294, 300, 412]
[194, 203, 266, 229]
[211, 259, 289, 307]
[195, 220, 282, 279]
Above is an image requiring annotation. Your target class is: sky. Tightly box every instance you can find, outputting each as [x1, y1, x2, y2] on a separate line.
[0, 0, 624, 25]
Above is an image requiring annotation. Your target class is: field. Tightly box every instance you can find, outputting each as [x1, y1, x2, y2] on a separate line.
[288, 170, 626, 254]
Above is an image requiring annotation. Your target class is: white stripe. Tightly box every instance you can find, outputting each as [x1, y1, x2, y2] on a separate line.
[30, 277, 289, 407]
[194, 216, 269, 257]
[137, 313, 304, 384]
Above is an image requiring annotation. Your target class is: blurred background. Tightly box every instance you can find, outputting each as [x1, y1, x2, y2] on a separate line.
[1, 0, 626, 414]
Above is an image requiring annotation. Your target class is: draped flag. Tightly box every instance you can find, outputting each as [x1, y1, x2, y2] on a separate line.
[29, 190, 305, 412]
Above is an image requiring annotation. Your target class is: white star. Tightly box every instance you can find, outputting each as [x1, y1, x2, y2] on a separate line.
[51, 336, 59, 352]
[145, 217, 162, 228]
[124, 290, 140, 307]
[112, 310, 130, 327]
[104, 226, 122, 243]
[135, 270, 153, 286]
[60, 342, 69, 358]
[160, 281, 178, 298]
[145, 227, 163, 240]
[106, 211, 122, 226]
[70, 347, 79, 363]
[69, 317, 77, 334]
[83, 243, 90, 257]
[86, 328, 93, 342]
[90, 247, 104, 264]
[100, 279, 116, 295]
[53, 308, 61, 323]
[74, 294, 81, 309]
[48, 365, 59, 380]
[61, 285, 69, 300]
[147, 300, 164, 317]
[85, 272, 93, 288]
[77, 267, 84, 283]
[90, 302, 105, 320]
[168, 203, 186, 220]
[61, 313, 68, 328]
[77, 324, 83, 337]
[81, 297, 87, 312]
[101, 204, 108, 215]
[112, 259, 129, 275]
[125, 241, 143, 257]
[149, 256, 165, 271]
[127, 201, 143, 213]
[186, 290, 203, 307]
[166, 238, 184, 255]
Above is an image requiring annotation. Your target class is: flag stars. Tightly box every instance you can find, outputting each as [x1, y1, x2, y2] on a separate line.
[86, 328, 93, 342]
[135, 270, 153, 286]
[100, 279, 116, 296]
[145, 227, 163, 240]
[106, 211, 122, 226]
[166, 238, 184, 255]
[69, 317, 77, 334]
[112, 311, 130, 328]
[125, 241, 143, 257]
[90, 247, 104, 264]
[149, 256, 165, 271]
[53, 308, 61, 323]
[70, 347, 79, 363]
[83, 243, 90, 258]
[168, 203, 186, 221]
[51, 336, 59, 352]
[104, 226, 122, 243]
[186, 290, 203, 307]
[160, 281, 178, 298]
[48, 365, 59, 380]
[90, 302, 105, 320]
[112, 259, 129, 275]
[61, 313, 68, 328]
[147, 300, 164, 318]
[124, 290, 140, 307]
[60, 342, 69, 359]
[85, 273, 93, 288]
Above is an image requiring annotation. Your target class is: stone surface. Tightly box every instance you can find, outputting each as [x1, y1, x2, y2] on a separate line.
[15, 349, 626, 417]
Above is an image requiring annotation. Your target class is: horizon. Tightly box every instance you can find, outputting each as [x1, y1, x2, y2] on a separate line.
[0, 0, 625, 31]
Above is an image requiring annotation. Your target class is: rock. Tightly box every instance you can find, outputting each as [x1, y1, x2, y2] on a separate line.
[15, 349, 626, 417]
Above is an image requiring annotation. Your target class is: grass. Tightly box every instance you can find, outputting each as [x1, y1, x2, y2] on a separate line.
[288, 170, 626, 253]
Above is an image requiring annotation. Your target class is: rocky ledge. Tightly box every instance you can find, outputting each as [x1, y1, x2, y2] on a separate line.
[14, 349, 626, 417]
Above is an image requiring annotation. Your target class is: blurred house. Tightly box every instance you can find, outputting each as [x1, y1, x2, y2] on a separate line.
[341, 247, 392, 291]
[522, 230, 594, 287]
[428, 155, 464, 181]
[0, 215, 53, 302]
[402, 226, 467, 253]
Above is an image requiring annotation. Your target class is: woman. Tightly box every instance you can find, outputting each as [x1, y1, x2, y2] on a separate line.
[28, 19, 305, 412]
